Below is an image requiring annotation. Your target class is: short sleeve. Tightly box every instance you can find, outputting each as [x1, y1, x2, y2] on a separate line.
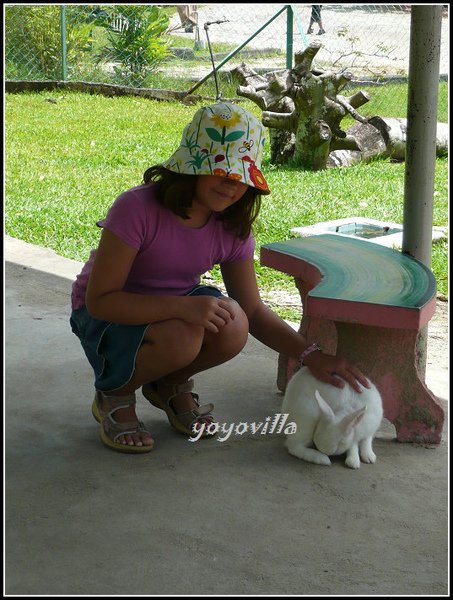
[97, 188, 151, 250]
[220, 232, 256, 264]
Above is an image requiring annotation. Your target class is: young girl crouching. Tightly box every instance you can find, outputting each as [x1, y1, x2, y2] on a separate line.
[70, 102, 369, 453]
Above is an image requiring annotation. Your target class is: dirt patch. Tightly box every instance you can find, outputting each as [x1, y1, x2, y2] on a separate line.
[426, 298, 449, 373]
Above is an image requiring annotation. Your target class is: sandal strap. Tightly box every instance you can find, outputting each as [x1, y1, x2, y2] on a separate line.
[142, 379, 215, 435]
[95, 390, 136, 419]
[103, 416, 148, 444]
[167, 379, 195, 398]
[164, 379, 201, 407]
[173, 403, 215, 432]
[191, 403, 215, 417]
[152, 379, 214, 416]
[95, 391, 150, 444]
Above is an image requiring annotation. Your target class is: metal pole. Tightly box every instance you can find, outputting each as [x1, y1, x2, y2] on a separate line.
[186, 5, 288, 96]
[286, 5, 293, 70]
[60, 5, 68, 81]
[291, 5, 309, 49]
[205, 21, 225, 101]
[403, 5, 442, 266]
[403, 5, 442, 379]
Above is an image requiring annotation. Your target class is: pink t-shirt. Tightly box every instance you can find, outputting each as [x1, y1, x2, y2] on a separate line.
[71, 183, 255, 310]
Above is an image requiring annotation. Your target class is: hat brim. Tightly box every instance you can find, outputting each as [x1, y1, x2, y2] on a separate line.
[162, 102, 271, 194]
[163, 160, 271, 195]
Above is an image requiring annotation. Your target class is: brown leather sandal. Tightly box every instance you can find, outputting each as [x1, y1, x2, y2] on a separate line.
[92, 391, 154, 453]
[142, 380, 216, 437]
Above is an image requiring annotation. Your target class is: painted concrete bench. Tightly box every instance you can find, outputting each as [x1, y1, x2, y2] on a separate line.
[260, 233, 444, 444]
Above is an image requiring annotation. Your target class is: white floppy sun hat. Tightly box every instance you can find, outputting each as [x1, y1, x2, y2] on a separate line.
[162, 102, 271, 194]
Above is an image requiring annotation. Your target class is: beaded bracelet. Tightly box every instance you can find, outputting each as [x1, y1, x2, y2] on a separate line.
[299, 342, 322, 365]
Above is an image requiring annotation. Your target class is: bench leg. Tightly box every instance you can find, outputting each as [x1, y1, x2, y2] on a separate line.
[277, 277, 444, 443]
[276, 277, 338, 392]
[278, 320, 444, 443]
[276, 315, 338, 391]
[334, 322, 444, 444]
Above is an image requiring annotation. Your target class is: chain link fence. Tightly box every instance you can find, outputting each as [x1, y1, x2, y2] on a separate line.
[5, 4, 449, 118]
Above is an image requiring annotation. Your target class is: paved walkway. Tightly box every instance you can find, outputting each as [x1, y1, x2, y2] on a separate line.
[4, 236, 449, 595]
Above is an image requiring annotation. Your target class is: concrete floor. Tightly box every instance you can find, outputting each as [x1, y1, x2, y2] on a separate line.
[4, 236, 449, 595]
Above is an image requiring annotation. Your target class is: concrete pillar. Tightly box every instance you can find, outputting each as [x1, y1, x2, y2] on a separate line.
[403, 5, 442, 266]
[403, 6, 442, 379]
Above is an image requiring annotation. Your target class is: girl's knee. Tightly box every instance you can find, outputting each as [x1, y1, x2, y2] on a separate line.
[215, 300, 249, 355]
[146, 319, 204, 364]
[231, 301, 249, 342]
[170, 319, 205, 357]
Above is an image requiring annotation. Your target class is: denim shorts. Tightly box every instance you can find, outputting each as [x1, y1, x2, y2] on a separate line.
[70, 285, 225, 392]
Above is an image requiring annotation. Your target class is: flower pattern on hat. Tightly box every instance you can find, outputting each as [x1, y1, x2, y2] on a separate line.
[162, 102, 270, 194]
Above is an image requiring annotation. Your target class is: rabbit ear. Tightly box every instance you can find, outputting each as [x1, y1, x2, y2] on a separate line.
[340, 406, 367, 433]
[315, 390, 336, 421]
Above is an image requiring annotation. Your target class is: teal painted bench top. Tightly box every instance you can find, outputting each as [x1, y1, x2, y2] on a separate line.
[260, 234, 437, 330]
[261, 234, 443, 444]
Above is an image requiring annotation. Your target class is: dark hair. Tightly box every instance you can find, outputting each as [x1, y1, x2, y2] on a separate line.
[143, 165, 261, 240]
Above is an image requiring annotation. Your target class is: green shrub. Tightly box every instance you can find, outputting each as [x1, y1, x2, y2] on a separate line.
[5, 5, 92, 80]
[94, 6, 170, 86]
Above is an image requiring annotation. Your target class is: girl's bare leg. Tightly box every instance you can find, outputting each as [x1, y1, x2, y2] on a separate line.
[110, 299, 249, 446]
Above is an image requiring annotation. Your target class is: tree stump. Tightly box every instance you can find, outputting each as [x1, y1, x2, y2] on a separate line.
[235, 41, 371, 171]
[368, 116, 449, 160]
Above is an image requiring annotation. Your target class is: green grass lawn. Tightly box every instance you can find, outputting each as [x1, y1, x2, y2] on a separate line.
[5, 91, 448, 320]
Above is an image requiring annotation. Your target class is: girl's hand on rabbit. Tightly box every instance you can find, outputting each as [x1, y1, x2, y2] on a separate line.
[184, 296, 237, 333]
[303, 350, 371, 393]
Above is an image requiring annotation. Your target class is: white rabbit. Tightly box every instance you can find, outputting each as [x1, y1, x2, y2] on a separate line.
[281, 366, 383, 469]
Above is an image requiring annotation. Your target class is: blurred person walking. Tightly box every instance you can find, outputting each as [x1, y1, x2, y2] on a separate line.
[307, 5, 326, 35]
[177, 5, 198, 33]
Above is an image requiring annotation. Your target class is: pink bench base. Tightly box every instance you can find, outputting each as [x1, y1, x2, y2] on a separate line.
[278, 310, 444, 444]
[261, 236, 444, 444]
